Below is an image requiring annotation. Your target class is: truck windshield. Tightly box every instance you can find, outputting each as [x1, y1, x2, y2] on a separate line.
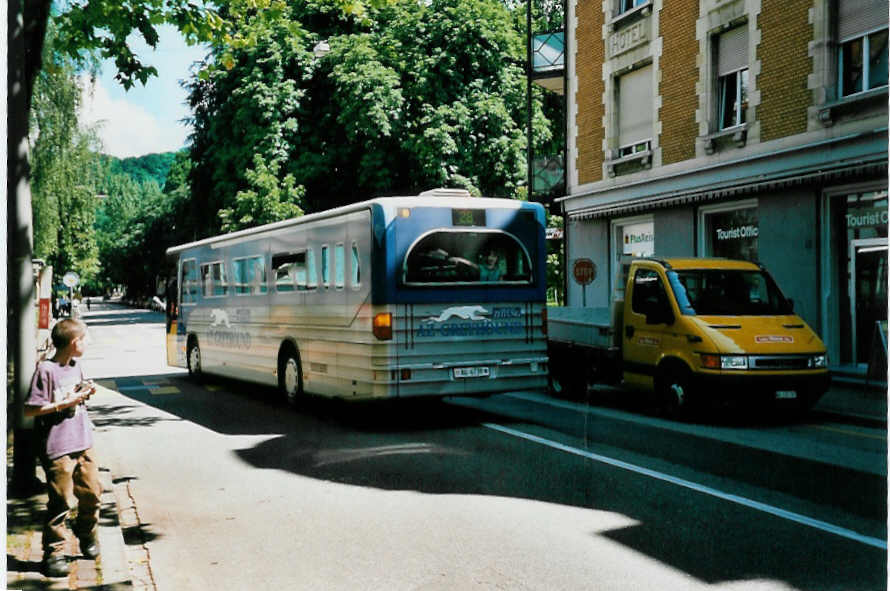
[403, 230, 533, 285]
[667, 269, 791, 316]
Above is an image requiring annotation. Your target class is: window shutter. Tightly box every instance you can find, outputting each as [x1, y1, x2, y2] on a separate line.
[618, 65, 653, 146]
[717, 25, 749, 76]
[839, 0, 888, 41]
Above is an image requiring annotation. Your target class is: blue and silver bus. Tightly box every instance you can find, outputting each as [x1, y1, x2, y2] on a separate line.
[165, 189, 549, 402]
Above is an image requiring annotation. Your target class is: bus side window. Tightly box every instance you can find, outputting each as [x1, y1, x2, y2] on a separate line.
[351, 242, 360, 288]
[335, 243, 345, 289]
[181, 259, 198, 304]
[306, 248, 318, 289]
[201, 261, 228, 297]
[321, 245, 330, 287]
[234, 256, 268, 295]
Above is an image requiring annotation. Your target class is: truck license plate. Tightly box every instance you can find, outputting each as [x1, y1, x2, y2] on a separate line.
[453, 366, 490, 379]
[775, 390, 797, 399]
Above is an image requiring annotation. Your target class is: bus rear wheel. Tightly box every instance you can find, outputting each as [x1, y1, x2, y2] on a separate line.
[187, 340, 202, 381]
[279, 350, 303, 406]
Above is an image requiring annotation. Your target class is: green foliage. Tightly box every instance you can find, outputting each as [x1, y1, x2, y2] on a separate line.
[219, 154, 305, 232]
[99, 152, 178, 187]
[187, 0, 551, 227]
[30, 26, 101, 285]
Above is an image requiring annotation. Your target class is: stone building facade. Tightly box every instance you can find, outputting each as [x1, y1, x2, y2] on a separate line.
[559, 0, 887, 370]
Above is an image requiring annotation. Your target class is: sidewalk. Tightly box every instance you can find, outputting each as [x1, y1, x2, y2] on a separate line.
[813, 379, 888, 427]
[5, 430, 141, 590]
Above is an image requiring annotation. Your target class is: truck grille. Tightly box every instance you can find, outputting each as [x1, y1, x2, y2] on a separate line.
[749, 355, 810, 370]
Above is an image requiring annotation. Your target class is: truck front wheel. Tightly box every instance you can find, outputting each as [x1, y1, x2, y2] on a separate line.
[657, 365, 691, 418]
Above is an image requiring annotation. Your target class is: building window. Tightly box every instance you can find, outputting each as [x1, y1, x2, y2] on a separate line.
[839, 29, 888, 96]
[699, 200, 759, 261]
[716, 25, 749, 130]
[617, 64, 653, 157]
[617, 0, 647, 16]
[837, 0, 889, 97]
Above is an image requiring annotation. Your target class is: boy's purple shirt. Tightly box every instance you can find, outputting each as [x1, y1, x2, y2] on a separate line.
[26, 359, 94, 460]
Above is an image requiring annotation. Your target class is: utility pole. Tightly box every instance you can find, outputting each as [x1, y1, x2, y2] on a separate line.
[8, 0, 40, 494]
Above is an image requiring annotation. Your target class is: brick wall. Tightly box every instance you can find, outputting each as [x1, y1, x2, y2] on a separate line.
[575, 0, 605, 184]
[757, 0, 813, 141]
[659, 0, 700, 164]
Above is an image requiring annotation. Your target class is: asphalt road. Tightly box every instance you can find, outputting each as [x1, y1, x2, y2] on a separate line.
[80, 304, 887, 590]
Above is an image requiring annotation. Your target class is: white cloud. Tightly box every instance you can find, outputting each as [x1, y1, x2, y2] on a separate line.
[79, 77, 189, 158]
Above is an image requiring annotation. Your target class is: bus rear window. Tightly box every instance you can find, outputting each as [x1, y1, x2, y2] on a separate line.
[403, 231, 533, 285]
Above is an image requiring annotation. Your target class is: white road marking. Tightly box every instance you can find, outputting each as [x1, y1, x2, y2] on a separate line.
[483, 422, 887, 550]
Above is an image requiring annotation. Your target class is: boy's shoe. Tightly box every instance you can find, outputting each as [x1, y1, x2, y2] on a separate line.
[44, 555, 69, 578]
[79, 535, 100, 559]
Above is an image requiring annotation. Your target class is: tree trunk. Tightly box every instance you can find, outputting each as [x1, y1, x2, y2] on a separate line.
[8, 0, 50, 495]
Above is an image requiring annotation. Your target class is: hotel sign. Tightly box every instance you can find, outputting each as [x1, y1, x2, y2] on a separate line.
[608, 19, 649, 58]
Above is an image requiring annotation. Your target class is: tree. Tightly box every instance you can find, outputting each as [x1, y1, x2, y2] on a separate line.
[30, 26, 102, 285]
[9, 0, 383, 492]
[186, 0, 552, 228]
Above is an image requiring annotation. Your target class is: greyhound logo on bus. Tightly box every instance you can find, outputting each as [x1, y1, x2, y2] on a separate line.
[210, 309, 232, 328]
[424, 305, 490, 323]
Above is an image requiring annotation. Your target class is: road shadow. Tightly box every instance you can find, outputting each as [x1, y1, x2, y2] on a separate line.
[100, 372, 887, 590]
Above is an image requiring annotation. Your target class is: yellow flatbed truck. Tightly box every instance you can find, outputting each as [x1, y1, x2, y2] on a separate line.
[547, 257, 830, 414]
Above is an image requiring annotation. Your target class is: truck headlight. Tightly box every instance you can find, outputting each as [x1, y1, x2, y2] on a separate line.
[720, 356, 748, 370]
[809, 354, 827, 368]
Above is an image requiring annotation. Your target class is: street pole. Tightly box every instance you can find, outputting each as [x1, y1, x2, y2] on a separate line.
[8, 0, 40, 494]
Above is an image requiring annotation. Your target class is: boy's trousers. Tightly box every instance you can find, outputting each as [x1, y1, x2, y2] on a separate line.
[41, 448, 102, 556]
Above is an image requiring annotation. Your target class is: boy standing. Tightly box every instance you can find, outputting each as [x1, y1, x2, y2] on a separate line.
[25, 318, 102, 578]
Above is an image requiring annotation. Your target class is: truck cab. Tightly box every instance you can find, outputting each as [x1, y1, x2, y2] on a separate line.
[547, 257, 830, 414]
[622, 258, 829, 411]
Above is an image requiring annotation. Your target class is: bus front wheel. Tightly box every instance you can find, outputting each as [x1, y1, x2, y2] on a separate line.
[279, 350, 303, 406]
[187, 340, 203, 381]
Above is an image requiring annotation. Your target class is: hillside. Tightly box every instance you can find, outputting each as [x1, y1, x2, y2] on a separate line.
[99, 152, 179, 188]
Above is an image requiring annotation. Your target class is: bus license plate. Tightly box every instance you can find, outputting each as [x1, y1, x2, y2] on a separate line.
[453, 366, 490, 379]
[775, 390, 797, 399]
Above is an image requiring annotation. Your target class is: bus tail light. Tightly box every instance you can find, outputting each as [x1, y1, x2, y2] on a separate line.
[373, 313, 393, 340]
[541, 307, 548, 335]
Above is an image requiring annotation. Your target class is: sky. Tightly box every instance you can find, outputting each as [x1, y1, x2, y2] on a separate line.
[78, 25, 209, 159]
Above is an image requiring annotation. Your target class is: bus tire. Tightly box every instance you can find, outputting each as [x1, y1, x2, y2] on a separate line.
[187, 338, 203, 381]
[278, 346, 303, 406]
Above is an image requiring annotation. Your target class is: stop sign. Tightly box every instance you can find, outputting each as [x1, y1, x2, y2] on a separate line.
[572, 258, 596, 285]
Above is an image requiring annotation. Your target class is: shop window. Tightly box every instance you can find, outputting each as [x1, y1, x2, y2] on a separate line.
[617, 65, 653, 159]
[700, 201, 759, 261]
[715, 25, 749, 130]
[612, 217, 654, 298]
